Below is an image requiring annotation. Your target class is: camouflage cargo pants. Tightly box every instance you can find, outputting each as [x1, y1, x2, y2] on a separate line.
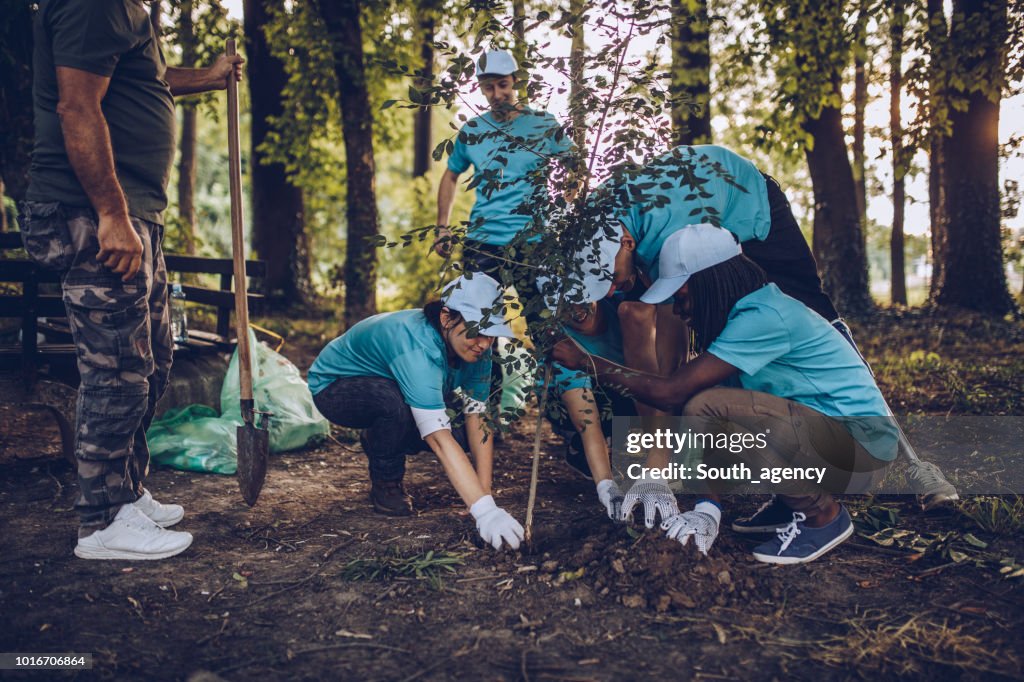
[17, 202, 173, 533]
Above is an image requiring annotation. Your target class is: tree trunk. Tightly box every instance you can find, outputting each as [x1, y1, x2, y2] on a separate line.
[568, 0, 587, 150]
[317, 0, 379, 327]
[176, 0, 198, 255]
[804, 100, 875, 315]
[927, 0, 948, 298]
[852, 0, 867, 224]
[670, 0, 712, 145]
[244, 0, 312, 304]
[412, 0, 437, 178]
[890, 0, 907, 305]
[0, 0, 34, 204]
[512, 0, 528, 103]
[935, 0, 1012, 313]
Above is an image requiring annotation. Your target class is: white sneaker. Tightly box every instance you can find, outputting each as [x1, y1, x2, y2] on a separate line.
[74, 504, 193, 560]
[133, 488, 184, 527]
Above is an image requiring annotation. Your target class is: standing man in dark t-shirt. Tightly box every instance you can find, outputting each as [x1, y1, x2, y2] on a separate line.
[19, 0, 243, 560]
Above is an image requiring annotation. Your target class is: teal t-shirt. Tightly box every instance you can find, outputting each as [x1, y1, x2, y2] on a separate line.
[27, 0, 176, 224]
[601, 145, 771, 281]
[448, 108, 571, 246]
[307, 310, 493, 410]
[553, 298, 625, 392]
[706, 284, 897, 461]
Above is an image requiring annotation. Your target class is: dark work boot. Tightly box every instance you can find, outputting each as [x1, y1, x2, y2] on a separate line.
[369, 480, 413, 516]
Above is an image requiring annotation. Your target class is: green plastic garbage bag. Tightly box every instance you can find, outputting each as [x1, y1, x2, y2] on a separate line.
[148, 405, 241, 474]
[221, 329, 331, 453]
[148, 330, 330, 474]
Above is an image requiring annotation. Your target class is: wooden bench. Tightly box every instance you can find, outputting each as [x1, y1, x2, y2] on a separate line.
[0, 231, 266, 463]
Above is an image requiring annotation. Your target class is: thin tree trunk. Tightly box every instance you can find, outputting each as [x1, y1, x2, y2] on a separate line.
[568, 0, 587, 150]
[413, 0, 436, 178]
[0, 178, 7, 231]
[512, 0, 528, 103]
[804, 99, 875, 316]
[670, 0, 712, 145]
[935, 0, 1012, 313]
[927, 0, 948, 298]
[318, 0, 379, 327]
[244, 0, 312, 304]
[853, 0, 867, 224]
[890, 0, 907, 305]
[177, 0, 197, 255]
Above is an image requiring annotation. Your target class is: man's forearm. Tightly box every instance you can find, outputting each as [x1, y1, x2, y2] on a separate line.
[437, 171, 458, 226]
[589, 356, 682, 412]
[165, 66, 225, 97]
[58, 103, 128, 218]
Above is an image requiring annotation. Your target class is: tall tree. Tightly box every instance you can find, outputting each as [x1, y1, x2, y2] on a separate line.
[512, 0, 528, 103]
[670, 0, 712, 145]
[568, 0, 587, 150]
[761, 0, 874, 315]
[934, 0, 1013, 313]
[413, 0, 439, 178]
[0, 0, 34, 224]
[927, 0, 949, 298]
[852, 0, 868, 223]
[890, 0, 907, 305]
[244, 0, 312, 303]
[317, 0, 380, 327]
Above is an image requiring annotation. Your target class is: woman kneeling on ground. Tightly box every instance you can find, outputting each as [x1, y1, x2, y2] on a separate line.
[552, 224, 896, 565]
[307, 274, 524, 550]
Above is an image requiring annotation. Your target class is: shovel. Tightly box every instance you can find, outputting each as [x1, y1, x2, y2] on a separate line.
[226, 38, 270, 506]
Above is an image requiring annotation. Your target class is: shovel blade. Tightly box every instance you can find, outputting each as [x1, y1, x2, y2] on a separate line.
[237, 422, 270, 506]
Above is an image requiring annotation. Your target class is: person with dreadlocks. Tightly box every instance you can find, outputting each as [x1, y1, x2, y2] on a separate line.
[552, 224, 896, 564]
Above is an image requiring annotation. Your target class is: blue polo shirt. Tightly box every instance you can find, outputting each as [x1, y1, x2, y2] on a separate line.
[448, 108, 572, 246]
[307, 310, 492, 410]
[601, 145, 771, 280]
[706, 284, 898, 461]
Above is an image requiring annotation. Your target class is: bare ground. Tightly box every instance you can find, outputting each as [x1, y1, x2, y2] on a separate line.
[1, 308, 1023, 681]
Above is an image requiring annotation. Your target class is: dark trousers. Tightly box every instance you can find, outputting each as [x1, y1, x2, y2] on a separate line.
[313, 376, 467, 482]
[742, 175, 840, 322]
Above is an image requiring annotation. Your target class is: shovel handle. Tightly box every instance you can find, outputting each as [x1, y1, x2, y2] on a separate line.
[226, 38, 254, 413]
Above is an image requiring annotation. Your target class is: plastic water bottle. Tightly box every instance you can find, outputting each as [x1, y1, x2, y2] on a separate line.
[170, 282, 188, 344]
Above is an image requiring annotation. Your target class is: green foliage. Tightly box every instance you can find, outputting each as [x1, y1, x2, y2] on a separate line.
[958, 496, 1024, 534]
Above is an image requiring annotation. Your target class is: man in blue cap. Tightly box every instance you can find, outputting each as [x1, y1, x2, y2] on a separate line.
[434, 49, 572, 287]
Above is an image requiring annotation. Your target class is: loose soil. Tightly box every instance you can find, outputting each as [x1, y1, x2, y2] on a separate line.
[2, 309, 1023, 681]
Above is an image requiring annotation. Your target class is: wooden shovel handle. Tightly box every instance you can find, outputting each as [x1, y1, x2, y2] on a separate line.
[226, 38, 254, 410]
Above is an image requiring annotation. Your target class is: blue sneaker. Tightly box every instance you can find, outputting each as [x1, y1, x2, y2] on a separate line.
[731, 496, 793, 533]
[752, 506, 854, 565]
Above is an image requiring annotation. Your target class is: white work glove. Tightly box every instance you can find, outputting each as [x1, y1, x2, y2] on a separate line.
[596, 479, 624, 521]
[470, 495, 524, 550]
[621, 476, 679, 528]
[661, 501, 722, 555]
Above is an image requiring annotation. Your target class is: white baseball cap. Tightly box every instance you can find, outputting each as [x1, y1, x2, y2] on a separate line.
[475, 49, 518, 77]
[640, 224, 742, 304]
[441, 273, 515, 337]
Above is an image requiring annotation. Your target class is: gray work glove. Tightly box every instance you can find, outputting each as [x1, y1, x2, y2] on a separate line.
[661, 501, 722, 555]
[470, 495, 524, 550]
[621, 476, 679, 528]
[596, 479, 624, 521]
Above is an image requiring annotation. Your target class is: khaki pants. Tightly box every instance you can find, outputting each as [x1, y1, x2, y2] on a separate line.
[682, 387, 889, 516]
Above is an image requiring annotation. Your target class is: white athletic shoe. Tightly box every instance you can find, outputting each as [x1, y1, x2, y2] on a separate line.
[133, 488, 184, 527]
[74, 504, 193, 560]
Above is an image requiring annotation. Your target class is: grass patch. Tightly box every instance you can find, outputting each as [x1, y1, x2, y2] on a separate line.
[339, 550, 465, 590]
[958, 496, 1024, 534]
